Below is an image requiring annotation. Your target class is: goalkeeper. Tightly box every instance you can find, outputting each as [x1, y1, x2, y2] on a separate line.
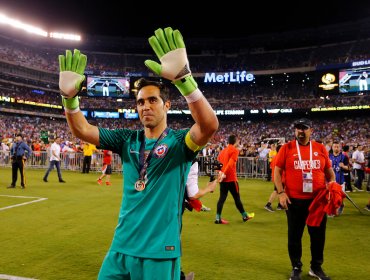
[58, 27, 218, 280]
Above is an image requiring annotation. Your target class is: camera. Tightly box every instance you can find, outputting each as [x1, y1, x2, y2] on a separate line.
[204, 160, 223, 172]
[204, 157, 223, 181]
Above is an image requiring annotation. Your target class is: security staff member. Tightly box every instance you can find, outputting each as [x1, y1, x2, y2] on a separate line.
[8, 134, 32, 189]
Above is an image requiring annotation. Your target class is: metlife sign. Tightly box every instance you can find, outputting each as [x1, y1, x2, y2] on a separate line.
[204, 71, 254, 83]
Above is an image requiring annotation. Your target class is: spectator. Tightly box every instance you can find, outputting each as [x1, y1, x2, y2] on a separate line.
[43, 137, 66, 183]
[82, 141, 97, 173]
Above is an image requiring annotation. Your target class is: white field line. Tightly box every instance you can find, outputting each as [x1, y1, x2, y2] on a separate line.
[0, 274, 38, 280]
[0, 195, 48, 211]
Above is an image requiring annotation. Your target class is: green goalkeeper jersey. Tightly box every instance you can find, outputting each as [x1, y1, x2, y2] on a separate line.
[98, 127, 197, 259]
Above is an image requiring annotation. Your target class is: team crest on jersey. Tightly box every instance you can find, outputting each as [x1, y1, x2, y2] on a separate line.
[154, 144, 168, 158]
[314, 152, 318, 156]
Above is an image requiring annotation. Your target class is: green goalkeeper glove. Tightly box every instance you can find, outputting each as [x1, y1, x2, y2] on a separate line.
[145, 27, 198, 96]
[58, 49, 87, 109]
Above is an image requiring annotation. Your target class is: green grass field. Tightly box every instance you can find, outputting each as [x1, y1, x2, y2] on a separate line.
[1, 167, 369, 280]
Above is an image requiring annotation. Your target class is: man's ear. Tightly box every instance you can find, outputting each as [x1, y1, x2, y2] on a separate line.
[164, 100, 171, 110]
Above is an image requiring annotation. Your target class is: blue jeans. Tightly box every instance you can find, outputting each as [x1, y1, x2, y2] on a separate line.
[44, 160, 63, 181]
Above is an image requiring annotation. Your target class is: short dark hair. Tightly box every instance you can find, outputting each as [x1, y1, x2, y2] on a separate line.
[16, 133, 23, 138]
[134, 78, 170, 102]
[228, 135, 237, 145]
[342, 145, 349, 152]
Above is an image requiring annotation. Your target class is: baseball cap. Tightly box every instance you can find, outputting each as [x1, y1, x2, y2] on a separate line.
[293, 118, 312, 129]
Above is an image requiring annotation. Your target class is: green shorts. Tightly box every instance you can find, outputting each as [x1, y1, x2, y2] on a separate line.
[98, 250, 180, 280]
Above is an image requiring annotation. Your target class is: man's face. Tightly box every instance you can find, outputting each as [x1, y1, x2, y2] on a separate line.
[136, 85, 169, 129]
[332, 143, 340, 154]
[294, 125, 312, 142]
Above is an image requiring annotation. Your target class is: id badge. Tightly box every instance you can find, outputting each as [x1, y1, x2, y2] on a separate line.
[302, 172, 313, 193]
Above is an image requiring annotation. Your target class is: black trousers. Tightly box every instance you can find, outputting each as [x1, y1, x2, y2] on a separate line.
[216, 181, 245, 215]
[82, 155, 92, 173]
[266, 163, 272, 181]
[286, 198, 326, 270]
[11, 157, 26, 186]
[343, 173, 352, 192]
[354, 169, 365, 190]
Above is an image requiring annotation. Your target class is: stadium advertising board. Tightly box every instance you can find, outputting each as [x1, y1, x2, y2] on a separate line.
[118, 109, 139, 119]
[316, 58, 370, 95]
[204, 71, 254, 83]
[91, 111, 120, 118]
[316, 70, 339, 95]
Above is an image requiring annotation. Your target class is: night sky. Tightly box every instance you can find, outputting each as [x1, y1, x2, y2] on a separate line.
[1, 0, 370, 38]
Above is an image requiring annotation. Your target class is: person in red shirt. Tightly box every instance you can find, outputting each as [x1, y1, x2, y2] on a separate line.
[32, 139, 41, 166]
[214, 135, 254, 224]
[97, 150, 113, 186]
[274, 118, 335, 280]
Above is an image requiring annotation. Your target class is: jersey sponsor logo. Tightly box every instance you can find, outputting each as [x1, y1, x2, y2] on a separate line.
[154, 144, 168, 158]
[294, 160, 321, 170]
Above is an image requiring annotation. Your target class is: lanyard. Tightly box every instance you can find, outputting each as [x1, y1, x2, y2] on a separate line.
[295, 140, 312, 174]
[138, 127, 170, 180]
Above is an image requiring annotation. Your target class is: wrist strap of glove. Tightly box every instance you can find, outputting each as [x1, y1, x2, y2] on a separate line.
[62, 96, 80, 112]
[173, 75, 198, 96]
[184, 88, 203, 103]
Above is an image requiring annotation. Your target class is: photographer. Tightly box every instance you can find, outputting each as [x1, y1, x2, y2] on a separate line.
[8, 133, 32, 189]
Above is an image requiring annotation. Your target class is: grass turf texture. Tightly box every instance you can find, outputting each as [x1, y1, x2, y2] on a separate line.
[0, 167, 369, 280]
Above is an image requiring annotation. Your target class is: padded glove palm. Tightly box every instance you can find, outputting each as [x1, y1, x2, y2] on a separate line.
[145, 27, 197, 96]
[58, 49, 87, 109]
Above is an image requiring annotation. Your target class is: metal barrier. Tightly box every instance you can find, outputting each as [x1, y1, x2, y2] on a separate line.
[0, 151, 268, 178]
[0, 151, 122, 173]
[3, 151, 368, 185]
[198, 155, 268, 179]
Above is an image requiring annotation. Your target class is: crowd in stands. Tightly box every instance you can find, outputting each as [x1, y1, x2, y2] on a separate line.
[1, 18, 370, 74]
[1, 114, 368, 153]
